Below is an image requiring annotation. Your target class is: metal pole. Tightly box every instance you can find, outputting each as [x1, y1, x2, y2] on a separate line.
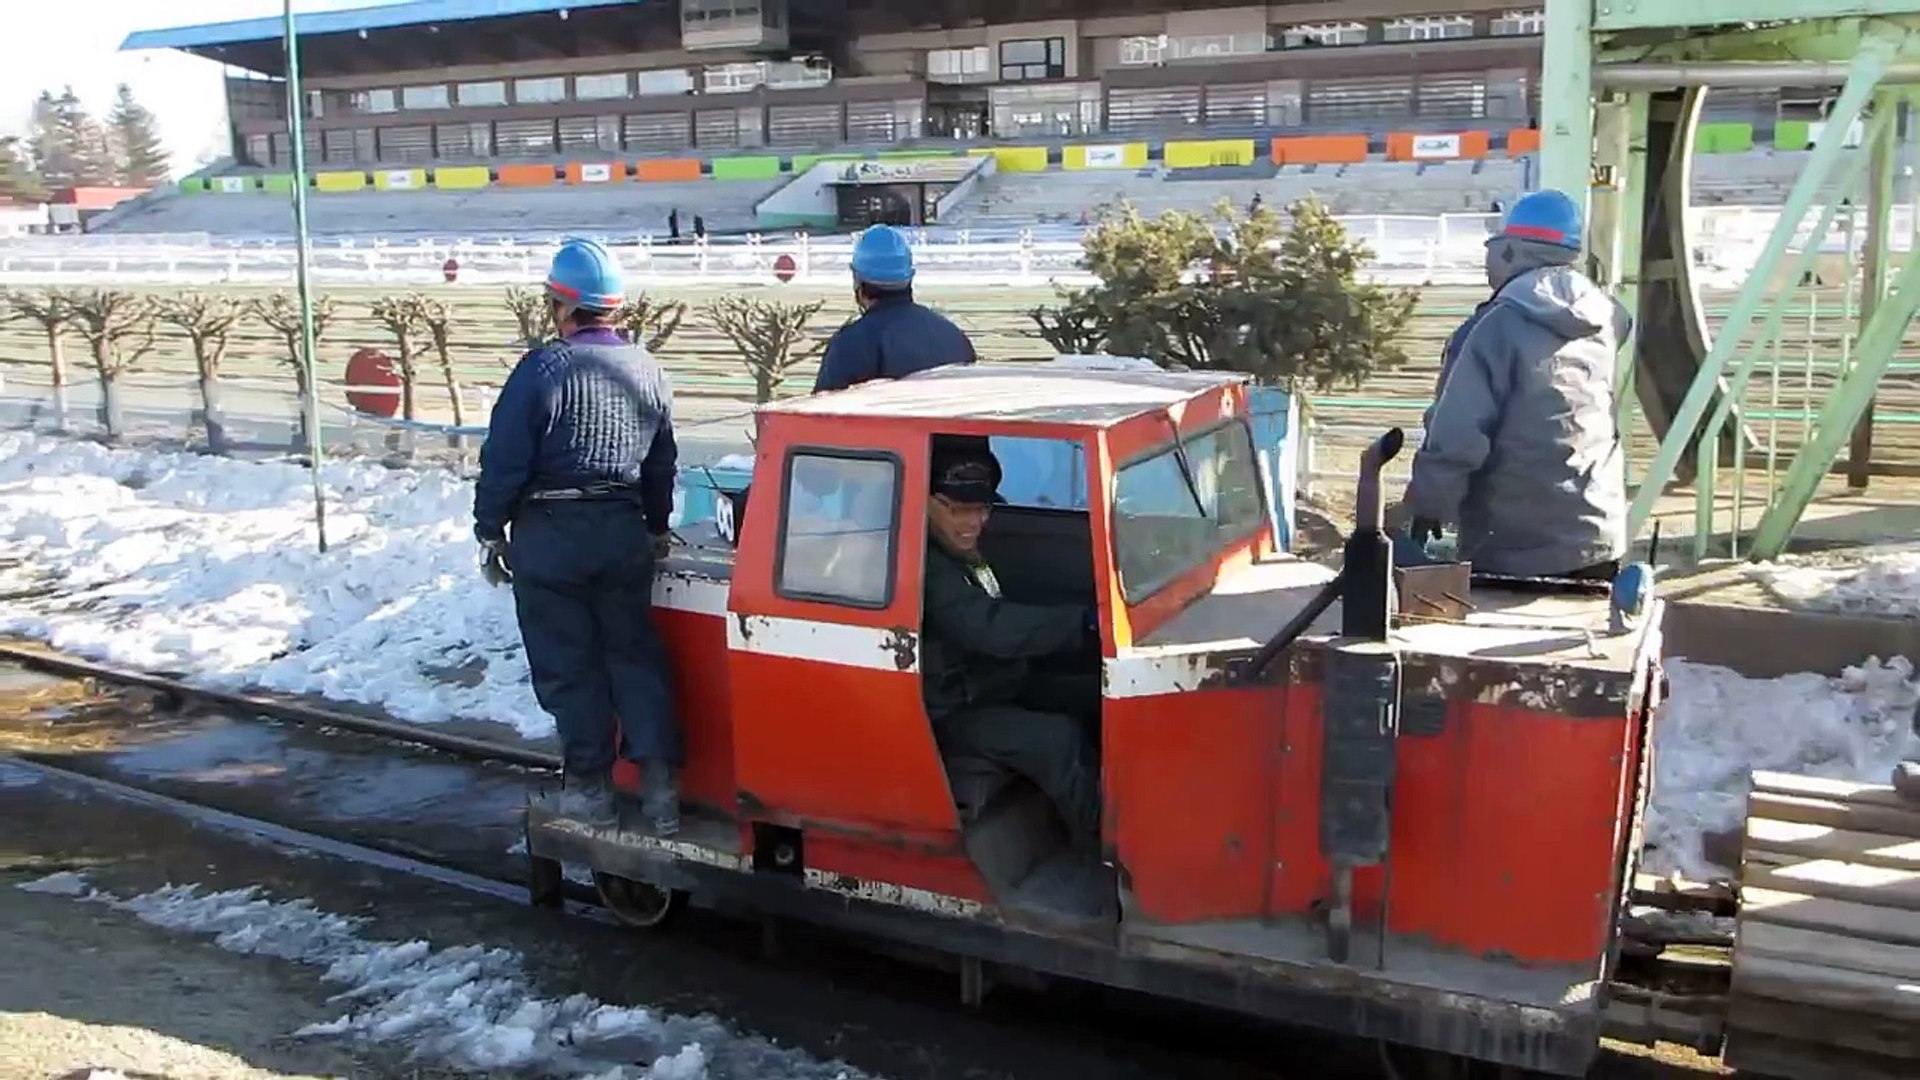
[283, 0, 328, 553]
[1539, 0, 1595, 211]
[1849, 94, 1898, 489]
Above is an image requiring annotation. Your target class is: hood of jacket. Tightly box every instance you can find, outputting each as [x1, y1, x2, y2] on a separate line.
[1496, 264, 1631, 343]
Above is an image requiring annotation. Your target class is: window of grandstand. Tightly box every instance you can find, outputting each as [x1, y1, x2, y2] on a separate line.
[637, 69, 696, 96]
[354, 89, 398, 115]
[999, 37, 1066, 82]
[496, 118, 558, 156]
[437, 122, 489, 157]
[768, 58, 833, 90]
[1106, 86, 1199, 134]
[380, 125, 433, 162]
[1118, 35, 1166, 66]
[927, 46, 991, 83]
[990, 83, 1100, 137]
[629, 112, 695, 153]
[705, 62, 765, 95]
[1491, 9, 1546, 35]
[1167, 33, 1265, 60]
[575, 73, 631, 101]
[1383, 15, 1474, 42]
[305, 92, 324, 119]
[400, 85, 450, 111]
[245, 134, 270, 167]
[457, 81, 508, 107]
[514, 77, 568, 105]
[1274, 21, 1367, 49]
[1417, 75, 1489, 120]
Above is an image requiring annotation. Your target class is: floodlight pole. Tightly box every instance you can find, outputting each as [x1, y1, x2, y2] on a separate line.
[283, 0, 328, 552]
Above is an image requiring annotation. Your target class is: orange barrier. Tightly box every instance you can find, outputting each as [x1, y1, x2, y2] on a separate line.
[1385, 130, 1490, 162]
[634, 158, 703, 182]
[565, 162, 626, 184]
[1508, 128, 1541, 156]
[1270, 134, 1369, 166]
[498, 164, 558, 187]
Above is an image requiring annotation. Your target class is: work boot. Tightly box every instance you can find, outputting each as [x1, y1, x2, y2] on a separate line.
[640, 759, 680, 837]
[556, 769, 617, 828]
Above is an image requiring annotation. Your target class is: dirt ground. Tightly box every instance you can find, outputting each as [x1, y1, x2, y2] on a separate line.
[0, 859, 455, 1080]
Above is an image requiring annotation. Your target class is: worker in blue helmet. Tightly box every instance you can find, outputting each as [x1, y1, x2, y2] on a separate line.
[472, 237, 683, 834]
[812, 225, 977, 393]
[1398, 189, 1631, 579]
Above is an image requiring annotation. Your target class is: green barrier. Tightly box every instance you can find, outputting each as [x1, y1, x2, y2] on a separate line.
[259, 174, 296, 193]
[1696, 122, 1755, 154]
[1774, 120, 1812, 152]
[177, 177, 211, 194]
[710, 155, 783, 180]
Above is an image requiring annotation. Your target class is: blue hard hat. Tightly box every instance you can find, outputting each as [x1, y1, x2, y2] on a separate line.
[1497, 189, 1584, 251]
[850, 225, 915, 288]
[545, 237, 625, 312]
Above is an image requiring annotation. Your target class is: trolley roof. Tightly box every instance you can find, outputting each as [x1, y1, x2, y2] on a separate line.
[769, 363, 1246, 428]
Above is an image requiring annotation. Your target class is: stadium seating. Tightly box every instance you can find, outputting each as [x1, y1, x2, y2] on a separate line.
[93, 179, 784, 240]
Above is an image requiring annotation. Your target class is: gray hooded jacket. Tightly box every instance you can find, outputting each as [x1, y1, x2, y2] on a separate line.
[1403, 262, 1631, 577]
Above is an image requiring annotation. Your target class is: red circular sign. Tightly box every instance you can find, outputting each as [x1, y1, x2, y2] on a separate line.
[442, 257, 460, 283]
[345, 347, 401, 418]
[772, 253, 797, 283]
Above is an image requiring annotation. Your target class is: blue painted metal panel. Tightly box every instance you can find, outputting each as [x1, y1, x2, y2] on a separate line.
[122, 0, 640, 52]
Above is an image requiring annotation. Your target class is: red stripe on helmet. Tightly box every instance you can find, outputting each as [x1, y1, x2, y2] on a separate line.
[1503, 223, 1570, 243]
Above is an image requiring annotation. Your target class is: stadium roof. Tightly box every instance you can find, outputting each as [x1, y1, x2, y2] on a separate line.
[120, 0, 642, 53]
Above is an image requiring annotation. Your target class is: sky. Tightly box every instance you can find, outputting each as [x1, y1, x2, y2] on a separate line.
[0, 0, 374, 178]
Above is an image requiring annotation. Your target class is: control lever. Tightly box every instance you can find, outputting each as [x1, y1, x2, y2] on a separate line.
[1244, 428, 1404, 681]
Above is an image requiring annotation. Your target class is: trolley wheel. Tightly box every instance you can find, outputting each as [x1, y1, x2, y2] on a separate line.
[527, 849, 565, 910]
[593, 871, 687, 930]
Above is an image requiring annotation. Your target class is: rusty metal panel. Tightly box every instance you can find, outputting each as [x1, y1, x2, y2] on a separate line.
[1320, 646, 1400, 864]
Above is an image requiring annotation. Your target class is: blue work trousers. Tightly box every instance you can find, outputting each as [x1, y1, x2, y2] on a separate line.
[508, 500, 681, 774]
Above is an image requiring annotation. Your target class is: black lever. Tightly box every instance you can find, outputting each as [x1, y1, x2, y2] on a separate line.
[1243, 428, 1405, 681]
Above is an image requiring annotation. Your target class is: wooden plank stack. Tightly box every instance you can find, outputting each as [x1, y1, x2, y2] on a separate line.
[1725, 771, 1920, 1080]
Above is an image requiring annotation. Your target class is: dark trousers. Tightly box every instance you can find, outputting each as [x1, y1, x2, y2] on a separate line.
[509, 500, 680, 774]
[931, 671, 1101, 852]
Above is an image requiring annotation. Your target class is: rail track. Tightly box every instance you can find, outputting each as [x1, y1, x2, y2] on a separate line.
[0, 639, 1734, 1078]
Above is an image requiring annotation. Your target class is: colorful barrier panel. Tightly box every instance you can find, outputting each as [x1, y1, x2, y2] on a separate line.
[498, 163, 558, 187]
[565, 162, 626, 184]
[1507, 128, 1541, 156]
[177, 177, 212, 194]
[711, 155, 783, 180]
[314, 171, 368, 193]
[372, 168, 427, 191]
[634, 158, 702, 182]
[259, 174, 296, 193]
[211, 175, 254, 194]
[1385, 131, 1490, 161]
[968, 146, 1050, 172]
[1270, 135, 1369, 166]
[1163, 139, 1257, 169]
[1696, 122, 1755, 154]
[434, 165, 491, 190]
[1063, 143, 1149, 170]
[1774, 120, 1812, 151]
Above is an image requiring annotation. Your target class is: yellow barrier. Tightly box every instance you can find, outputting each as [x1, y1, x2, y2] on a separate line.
[1063, 143, 1148, 170]
[435, 165, 491, 190]
[373, 168, 428, 191]
[1163, 139, 1257, 169]
[314, 171, 368, 193]
[968, 146, 1050, 173]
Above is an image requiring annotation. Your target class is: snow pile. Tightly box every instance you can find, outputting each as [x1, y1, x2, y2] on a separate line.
[1645, 656, 1920, 881]
[0, 432, 550, 738]
[1748, 544, 1920, 619]
[18, 873, 872, 1080]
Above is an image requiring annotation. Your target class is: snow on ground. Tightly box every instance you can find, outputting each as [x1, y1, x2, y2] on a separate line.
[1747, 543, 1920, 619]
[1645, 656, 1920, 882]
[0, 431, 552, 739]
[18, 872, 873, 1080]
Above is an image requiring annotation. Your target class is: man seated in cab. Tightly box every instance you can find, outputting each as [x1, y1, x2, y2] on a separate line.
[812, 225, 977, 393]
[1399, 189, 1630, 580]
[920, 440, 1102, 861]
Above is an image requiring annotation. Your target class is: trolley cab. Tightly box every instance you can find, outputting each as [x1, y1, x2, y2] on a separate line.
[525, 363, 1663, 1076]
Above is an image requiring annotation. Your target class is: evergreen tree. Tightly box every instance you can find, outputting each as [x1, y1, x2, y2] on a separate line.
[107, 84, 169, 185]
[29, 87, 113, 189]
[0, 137, 46, 202]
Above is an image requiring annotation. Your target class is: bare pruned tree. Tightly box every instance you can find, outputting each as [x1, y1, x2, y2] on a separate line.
[2, 287, 78, 431]
[156, 291, 245, 453]
[703, 295, 828, 404]
[67, 289, 158, 441]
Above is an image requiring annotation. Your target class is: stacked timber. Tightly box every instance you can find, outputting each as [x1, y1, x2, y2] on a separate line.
[1724, 771, 1920, 1080]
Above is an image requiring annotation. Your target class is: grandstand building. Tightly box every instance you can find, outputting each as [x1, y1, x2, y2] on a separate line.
[127, 0, 1556, 170]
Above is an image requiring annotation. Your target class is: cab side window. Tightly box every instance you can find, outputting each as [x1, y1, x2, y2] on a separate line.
[776, 451, 900, 608]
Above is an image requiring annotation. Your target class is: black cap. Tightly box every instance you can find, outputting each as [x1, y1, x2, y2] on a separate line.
[930, 438, 1001, 505]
